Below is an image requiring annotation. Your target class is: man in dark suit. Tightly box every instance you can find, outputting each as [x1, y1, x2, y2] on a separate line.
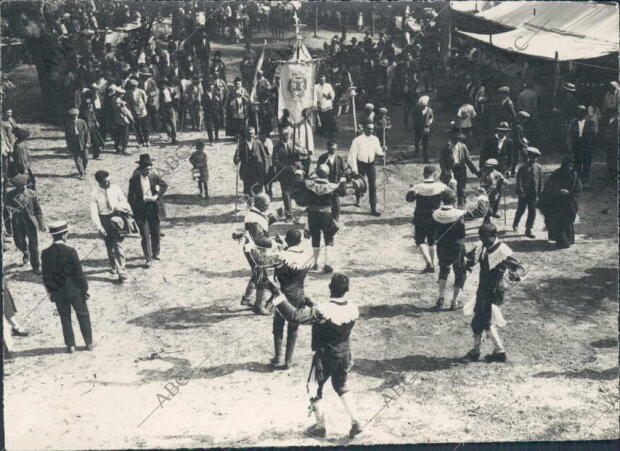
[272, 127, 300, 222]
[5, 174, 46, 274]
[127, 154, 168, 266]
[317, 142, 347, 222]
[64, 108, 90, 180]
[41, 220, 93, 353]
[202, 80, 222, 144]
[480, 122, 514, 175]
[233, 126, 270, 196]
[567, 105, 596, 188]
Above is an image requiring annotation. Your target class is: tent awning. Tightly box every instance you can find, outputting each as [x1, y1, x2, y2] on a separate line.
[458, 24, 618, 62]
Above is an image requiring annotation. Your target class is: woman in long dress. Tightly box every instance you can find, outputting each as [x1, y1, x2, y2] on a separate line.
[537, 157, 583, 249]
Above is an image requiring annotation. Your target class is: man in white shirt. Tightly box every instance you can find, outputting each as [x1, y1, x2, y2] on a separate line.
[315, 75, 337, 138]
[347, 122, 384, 216]
[90, 170, 132, 281]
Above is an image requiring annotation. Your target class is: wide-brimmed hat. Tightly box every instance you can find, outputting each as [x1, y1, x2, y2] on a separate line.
[364, 103, 374, 110]
[563, 82, 576, 92]
[576, 104, 586, 111]
[327, 142, 337, 150]
[67, 108, 79, 116]
[496, 121, 511, 131]
[526, 146, 541, 156]
[136, 153, 154, 168]
[517, 110, 530, 118]
[11, 173, 29, 186]
[484, 158, 499, 167]
[49, 220, 69, 237]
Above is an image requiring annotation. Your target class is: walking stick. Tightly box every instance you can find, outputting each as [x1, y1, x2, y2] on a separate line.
[383, 125, 387, 212]
[347, 73, 357, 133]
[503, 191, 507, 227]
[235, 135, 240, 213]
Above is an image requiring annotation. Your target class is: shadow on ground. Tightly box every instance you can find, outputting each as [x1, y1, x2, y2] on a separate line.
[353, 354, 463, 379]
[128, 304, 252, 330]
[532, 366, 618, 381]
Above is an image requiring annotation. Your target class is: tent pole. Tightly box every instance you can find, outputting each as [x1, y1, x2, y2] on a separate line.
[552, 52, 559, 111]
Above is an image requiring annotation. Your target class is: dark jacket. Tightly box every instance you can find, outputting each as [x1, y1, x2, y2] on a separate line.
[127, 172, 168, 220]
[233, 138, 270, 182]
[41, 241, 88, 302]
[480, 135, 514, 172]
[64, 118, 90, 153]
[5, 187, 45, 230]
[567, 117, 596, 153]
[272, 140, 300, 185]
[317, 152, 346, 184]
[202, 90, 221, 116]
[412, 105, 434, 133]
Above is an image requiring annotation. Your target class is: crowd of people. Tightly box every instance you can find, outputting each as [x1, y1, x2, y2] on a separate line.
[2, 1, 618, 441]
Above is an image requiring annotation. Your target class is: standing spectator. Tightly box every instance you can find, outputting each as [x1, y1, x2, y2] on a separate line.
[315, 75, 337, 139]
[559, 82, 578, 126]
[227, 78, 251, 137]
[412, 96, 434, 163]
[111, 87, 133, 154]
[456, 102, 476, 151]
[233, 126, 269, 196]
[5, 174, 45, 274]
[600, 81, 619, 144]
[41, 220, 93, 354]
[160, 78, 178, 144]
[64, 108, 90, 180]
[479, 159, 508, 222]
[517, 82, 539, 116]
[272, 127, 300, 222]
[513, 147, 543, 239]
[480, 122, 513, 174]
[567, 105, 596, 188]
[347, 122, 384, 216]
[497, 86, 517, 126]
[187, 77, 204, 131]
[141, 69, 160, 133]
[90, 170, 132, 282]
[79, 92, 104, 160]
[189, 140, 209, 199]
[126, 79, 150, 148]
[202, 80, 222, 144]
[128, 154, 168, 266]
[439, 132, 480, 208]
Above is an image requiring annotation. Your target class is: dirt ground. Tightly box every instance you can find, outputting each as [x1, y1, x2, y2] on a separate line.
[3, 26, 619, 449]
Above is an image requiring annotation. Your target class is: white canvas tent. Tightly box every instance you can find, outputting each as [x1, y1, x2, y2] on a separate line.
[456, 1, 619, 61]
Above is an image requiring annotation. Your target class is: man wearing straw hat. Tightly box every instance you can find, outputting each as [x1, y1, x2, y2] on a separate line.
[64, 108, 90, 180]
[480, 121, 513, 174]
[126, 78, 150, 148]
[513, 147, 543, 239]
[5, 174, 46, 274]
[41, 220, 93, 354]
[128, 154, 168, 266]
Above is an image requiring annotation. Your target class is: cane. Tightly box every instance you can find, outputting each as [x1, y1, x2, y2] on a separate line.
[235, 135, 240, 213]
[503, 191, 507, 227]
[382, 125, 387, 212]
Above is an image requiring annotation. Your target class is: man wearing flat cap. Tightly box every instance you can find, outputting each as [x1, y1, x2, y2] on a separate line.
[412, 95, 434, 163]
[64, 108, 90, 180]
[128, 154, 168, 266]
[5, 174, 45, 273]
[41, 220, 93, 353]
[513, 147, 543, 238]
[567, 105, 596, 188]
